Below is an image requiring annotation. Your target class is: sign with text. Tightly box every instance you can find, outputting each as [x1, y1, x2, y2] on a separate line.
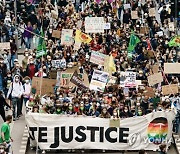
[90, 70, 109, 92]
[85, 17, 104, 33]
[147, 73, 163, 86]
[32, 77, 56, 95]
[51, 59, 66, 69]
[90, 51, 106, 66]
[164, 63, 180, 74]
[120, 72, 136, 88]
[26, 111, 175, 151]
[162, 84, 178, 95]
[131, 11, 138, 19]
[61, 29, 73, 46]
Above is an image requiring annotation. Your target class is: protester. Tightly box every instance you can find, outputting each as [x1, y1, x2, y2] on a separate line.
[7, 75, 24, 121]
[0, 115, 13, 153]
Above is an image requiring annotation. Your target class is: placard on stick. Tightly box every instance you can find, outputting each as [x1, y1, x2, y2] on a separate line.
[52, 30, 61, 39]
[162, 84, 178, 95]
[147, 72, 163, 86]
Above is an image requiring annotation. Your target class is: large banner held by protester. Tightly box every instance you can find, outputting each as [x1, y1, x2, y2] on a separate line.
[26, 111, 175, 151]
[85, 17, 104, 33]
[120, 72, 136, 88]
[90, 70, 109, 92]
[90, 51, 106, 66]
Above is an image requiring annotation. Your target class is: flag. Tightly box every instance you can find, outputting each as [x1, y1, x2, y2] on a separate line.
[127, 33, 140, 58]
[104, 54, 116, 75]
[36, 27, 46, 58]
[168, 35, 180, 47]
[75, 30, 92, 44]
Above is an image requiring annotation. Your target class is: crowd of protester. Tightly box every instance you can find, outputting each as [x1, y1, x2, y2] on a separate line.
[0, 0, 179, 136]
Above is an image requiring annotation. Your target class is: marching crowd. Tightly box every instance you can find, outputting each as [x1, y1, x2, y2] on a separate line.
[0, 0, 179, 145]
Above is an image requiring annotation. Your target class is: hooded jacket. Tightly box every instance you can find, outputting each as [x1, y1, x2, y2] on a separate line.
[7, 75, 24, 98]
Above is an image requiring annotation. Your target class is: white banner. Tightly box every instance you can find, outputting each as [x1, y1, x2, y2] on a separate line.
[90, 51, 107, 66]
[26, 111, 175, 151]
[89, 70, 109, 92]
[120, 72, 136, 88]
[85, 17, 104, 33]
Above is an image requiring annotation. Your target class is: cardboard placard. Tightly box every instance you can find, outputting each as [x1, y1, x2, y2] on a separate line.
[131, 11, 139, 19]
[162, 84, 178, 95]
[49, 70, 57, 79]
[140, 27, 149, 34]
[32, 77, 56, 95]
[152, 64, 159, 74]
[144, 50, 154, 58]
[0, 42, 10, 50]
[164, 63, 180, 74]
[143, 87, 155, 98]
[147, 73, 163, 86]
[52, 30, 61, 39]
[149, 8, 156, 17]
[51, 10, 58, 19]
[104, 23, 111, 30]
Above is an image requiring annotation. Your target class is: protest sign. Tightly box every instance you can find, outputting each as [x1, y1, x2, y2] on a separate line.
[144, 50, 154, 58]
[51, 59, 66, 69]
[164, 63, 180, 74]
[149, 8, 156, 17]
[156, 31, 163, 36]
[152, 64, 159, 74]
[135, 80, 142, 89]
[61, 29, 73, 46]
[104, 23, 111, 30]
[109, 119, 120, 127]
[120, 72, 136, 88]
[90, 51, 106, 66]
[51, 10, 58, 19]
[124, 4, 131, 10]
[107, 76, 117, 86]
[147, 73, 163, 86]
[140, 27, 149, 34]
[76, 20, 82, 29]
[90, 70, 109, 92]
[60, 72, 73, 87]
[85, 17, 104, 33]
[143, 86, 155, 98]
[70, 70, 88, 89]
[32, 77, 56, 95]
[49, 70, 57, 79]
[52, 30, 61, 39]
[169, 22, 174, 32]
[0, 42, 10, 50]
[73, 41, 81, 50]
[26, 111, 175, 151]
[162, 84, 178, 95]
[131, 11, 138, 19]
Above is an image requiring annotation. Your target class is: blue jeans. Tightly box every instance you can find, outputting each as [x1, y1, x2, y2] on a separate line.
[12, 97, 21, 120]
[25, 37, 32, 49]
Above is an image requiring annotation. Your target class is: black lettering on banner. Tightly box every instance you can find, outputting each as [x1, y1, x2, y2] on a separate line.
[29, 127, 37, 140]
[38, 127, 47, 142]
[75, 126, 86, 142]
[105, 127, 117, 143]
[100, 127, 104, 142]
[87, 126, 99, 142]
[50, 127, 59, 148]
[119, 128, 129, 143]
[61, 126, 73, 143]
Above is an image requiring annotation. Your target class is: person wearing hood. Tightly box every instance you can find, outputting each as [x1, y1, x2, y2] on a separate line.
[7, 75, 24, 121]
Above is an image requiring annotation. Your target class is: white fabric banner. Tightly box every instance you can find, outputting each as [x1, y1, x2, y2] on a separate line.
[26, 111, 175, 151]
